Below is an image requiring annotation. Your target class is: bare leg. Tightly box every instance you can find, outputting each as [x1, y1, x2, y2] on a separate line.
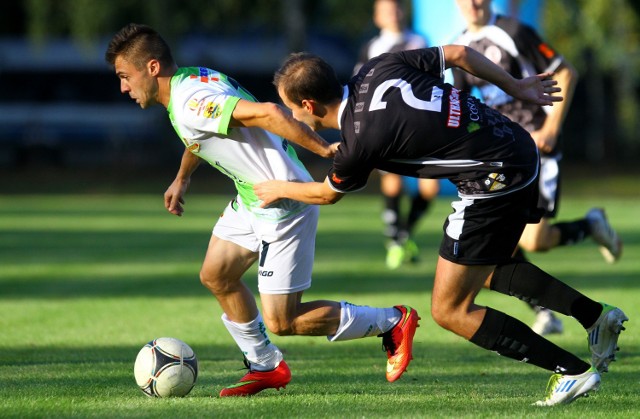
[199, 234, 259, 322]
[431, 256, 495, 339]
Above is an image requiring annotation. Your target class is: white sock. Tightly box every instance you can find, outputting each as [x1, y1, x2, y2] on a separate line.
[221, 312, 283, 371]
[327, 301, 401, 342]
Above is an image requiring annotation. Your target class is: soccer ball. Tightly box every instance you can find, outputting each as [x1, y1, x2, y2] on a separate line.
[134, 337, 198, 397]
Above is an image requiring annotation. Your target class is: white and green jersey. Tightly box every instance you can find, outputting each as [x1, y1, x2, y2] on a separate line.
[167, 67, 312, 222]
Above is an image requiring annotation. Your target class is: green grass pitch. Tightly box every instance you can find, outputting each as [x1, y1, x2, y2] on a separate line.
[0, 192, 638, 418]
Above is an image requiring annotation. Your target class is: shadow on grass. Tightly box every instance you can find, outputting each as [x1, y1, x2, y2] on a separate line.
[2, 339, 638, 401]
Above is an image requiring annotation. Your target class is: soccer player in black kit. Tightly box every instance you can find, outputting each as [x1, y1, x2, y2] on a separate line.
[254, 45, 628, 406]
[452, 0, 622, 337]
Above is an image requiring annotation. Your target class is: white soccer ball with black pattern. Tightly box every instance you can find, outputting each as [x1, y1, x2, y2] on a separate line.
[134, 337, 198, 397]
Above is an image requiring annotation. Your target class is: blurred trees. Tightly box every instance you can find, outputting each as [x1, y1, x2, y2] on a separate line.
[543, 0, 640, 162]
[8, 0, 640, 164]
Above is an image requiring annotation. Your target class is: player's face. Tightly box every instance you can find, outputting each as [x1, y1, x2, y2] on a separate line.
[277, 86, 319, 131]
[373, 0, 403, 32]
[456, 0, 492, 27]
[114, 56, 159, 109]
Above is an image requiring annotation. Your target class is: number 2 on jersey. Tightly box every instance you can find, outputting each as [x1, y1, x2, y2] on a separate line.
[369, 79, 443, 113]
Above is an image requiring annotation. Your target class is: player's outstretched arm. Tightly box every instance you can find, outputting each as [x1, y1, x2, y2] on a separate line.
[230, 99, 336, 159]
[164, 148, 202, 217]
[254, 178, 344, 207]
[442, 45, 563, 106]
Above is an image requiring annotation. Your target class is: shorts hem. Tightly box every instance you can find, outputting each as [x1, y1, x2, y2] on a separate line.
[438, 251, 509, 266]
[258, 281, 312, 295]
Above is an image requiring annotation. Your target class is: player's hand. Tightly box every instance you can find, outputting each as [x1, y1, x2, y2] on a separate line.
[254, 180, 286, 208]
[325, 142, 340, 159]
[515, 72, 563, 106]
[530, 129, 558, 154]
[164, 178, 190, 216]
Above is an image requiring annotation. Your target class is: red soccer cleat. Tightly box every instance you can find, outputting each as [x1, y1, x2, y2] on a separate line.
[219, 359, 291, 397]
[380, 305, 420, 382]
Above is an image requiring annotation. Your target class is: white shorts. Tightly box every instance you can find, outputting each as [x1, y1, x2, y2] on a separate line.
[212, 197, 318, 295]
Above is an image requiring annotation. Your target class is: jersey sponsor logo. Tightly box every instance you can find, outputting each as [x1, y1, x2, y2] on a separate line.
[355, 102, 365, 112]
[189, 74, 219, 83]
[467, 122, 481, 133]
[258, 270, 274, 277]
[331, 173, 344, 184]
[447, 88, 462, 128]
[187, 97, 205, 112]
[538, 43, 555, 59]
[467, 98, 481, 122]
[359, 83, 369, 94]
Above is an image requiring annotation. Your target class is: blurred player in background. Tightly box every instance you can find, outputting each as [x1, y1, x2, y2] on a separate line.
[355, 0, 440, 269]
[105, 23, 419, 397]
[453, 0, 622, 336]
[258, 44, 628, 406]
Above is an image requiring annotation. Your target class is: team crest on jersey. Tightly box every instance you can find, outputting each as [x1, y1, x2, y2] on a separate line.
[484, 173, 507, 191]
[203, 102, 222, 119]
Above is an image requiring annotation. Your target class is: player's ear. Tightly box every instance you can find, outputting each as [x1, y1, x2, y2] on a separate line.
[147, 59, 161, 76]
[301, 99, 315, 115]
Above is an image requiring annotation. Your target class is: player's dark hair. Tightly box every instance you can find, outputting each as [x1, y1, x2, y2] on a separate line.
[273, 52, 343, 106]
[105, 23, 174, 70]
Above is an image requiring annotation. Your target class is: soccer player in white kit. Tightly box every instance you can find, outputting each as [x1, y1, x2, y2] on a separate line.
[105, 23, 420, 397]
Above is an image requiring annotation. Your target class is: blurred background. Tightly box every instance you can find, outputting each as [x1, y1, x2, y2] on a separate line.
[1, 0, 639, 194]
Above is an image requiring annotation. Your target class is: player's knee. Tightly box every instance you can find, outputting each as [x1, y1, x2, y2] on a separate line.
[262, 316, 295, 336]
[199, 269, 227, 294]
[431, 302, 454, 331]
[519, 236, 551, 252]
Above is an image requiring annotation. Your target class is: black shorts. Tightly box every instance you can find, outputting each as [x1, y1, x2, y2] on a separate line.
[439, 180, 542, 265]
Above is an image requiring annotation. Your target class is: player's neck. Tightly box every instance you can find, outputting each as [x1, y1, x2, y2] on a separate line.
[324, 100, 342, 130]
[157, 67, 178, 108]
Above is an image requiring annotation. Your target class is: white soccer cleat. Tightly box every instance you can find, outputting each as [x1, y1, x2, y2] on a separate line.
[534, 366, 600, 406]
[586, 208, 622, 263]
[532, 308, 564, 336]
[587, 303, 628, 372]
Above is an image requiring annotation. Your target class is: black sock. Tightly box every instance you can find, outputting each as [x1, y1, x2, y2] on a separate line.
[406, 195, 430, 234]
[553, 219, 591, 246]
[511, 248, 542, 311]
[491, 261, 602, 329]
[470, 308, 591, 374]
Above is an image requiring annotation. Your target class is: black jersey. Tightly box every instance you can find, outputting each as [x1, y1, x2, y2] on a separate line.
[328, 46, 538, 198]
[452, 15, 563, 135]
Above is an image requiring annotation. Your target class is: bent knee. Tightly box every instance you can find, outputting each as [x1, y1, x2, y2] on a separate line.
[431, 301, 471, 332]
[431, 304, 454, 331]
[199, 269, 231, 295]
[263, 316, 295, 336]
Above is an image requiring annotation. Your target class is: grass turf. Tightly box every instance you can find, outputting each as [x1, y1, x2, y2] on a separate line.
[1, 192, 638, 418]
